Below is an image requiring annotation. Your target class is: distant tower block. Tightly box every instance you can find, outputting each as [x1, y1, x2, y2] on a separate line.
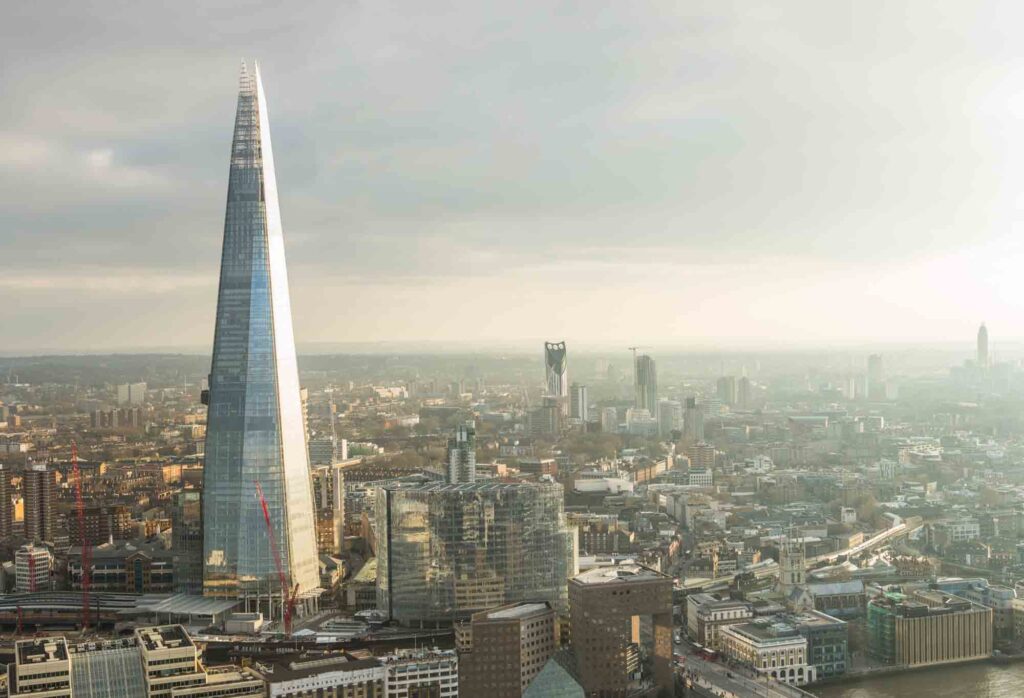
[544, 341, 569, 415]
[977, 323, 989, 369]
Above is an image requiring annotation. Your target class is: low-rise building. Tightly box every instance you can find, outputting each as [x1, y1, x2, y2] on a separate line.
[720, 618, 817, 686]
[685, 593, 753, 649]
[382, 649, 458, 698]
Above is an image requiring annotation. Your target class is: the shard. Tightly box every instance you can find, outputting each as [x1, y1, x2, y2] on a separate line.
[202, 62, 320, 608]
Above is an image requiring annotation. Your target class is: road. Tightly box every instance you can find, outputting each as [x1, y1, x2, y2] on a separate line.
[674, 636, 812, 698]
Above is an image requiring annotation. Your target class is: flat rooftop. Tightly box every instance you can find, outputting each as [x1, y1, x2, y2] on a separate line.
[17, 637, 69, 665]
[136, 625, 194, 652]
[485, 602, 552, 620]
[572, 564, 670, 585]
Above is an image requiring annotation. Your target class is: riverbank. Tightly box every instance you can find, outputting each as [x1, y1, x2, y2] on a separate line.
[811, 659, 1024, 698]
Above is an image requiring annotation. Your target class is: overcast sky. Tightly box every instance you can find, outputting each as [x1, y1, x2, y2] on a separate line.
[3, 1, 1024, 353]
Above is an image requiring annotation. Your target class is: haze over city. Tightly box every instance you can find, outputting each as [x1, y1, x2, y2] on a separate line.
[10, 3, 1024, 698]
[6, 2, 1024, 353]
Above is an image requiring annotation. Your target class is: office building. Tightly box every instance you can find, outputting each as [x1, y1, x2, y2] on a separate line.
[312, 464, 346, 555]
[600, 407, 618, 434]
[172, 490, 204, 595]
[716, 376, 738, 406]
[116, 381, 147, 406]
[376, 480, 575, 626]
[255, 655, 385, 697]
[720, 618, 817, 686]
[23, 464, 55, 544]
[737, 376, 752, 409]
[382, 649, 458, 698]
[9, 638, 72, 698]
[527, 398, 561, 437]
[685, 442, 715, 471]
[569, 565, 673, 697]
[15, 543, 52, 592]
[460, 602, 557, 698]
[657, 399, 682, 437]
[682, 398, 703, 444]
[793, 610, 848, 679]
[201, 62, 320, 608]
[544, 341, 569, 415]
[634, 354, 658, 417]
[138, 626, 207, 698]
[569, 383, 589, 422]
[446, 421, 476, 484]
[978, 323, 989, 368]
[9, 629, 263, 698]
[868, 590, 993, 666]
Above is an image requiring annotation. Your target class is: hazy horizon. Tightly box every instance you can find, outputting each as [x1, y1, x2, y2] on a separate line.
[5, 2, 1024, 352]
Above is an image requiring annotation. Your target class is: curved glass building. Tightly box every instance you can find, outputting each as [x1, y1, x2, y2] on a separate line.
[376, 481, 576, 626]
[202, 62, 320, 608]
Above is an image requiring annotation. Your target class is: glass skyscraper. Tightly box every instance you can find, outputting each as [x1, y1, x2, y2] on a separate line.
[376, 481, 576, 626]
[202, 62, 320, 605]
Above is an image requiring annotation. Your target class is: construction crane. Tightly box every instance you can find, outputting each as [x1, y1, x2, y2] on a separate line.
[254, 481, 298, 635]
[71, 442, 91, 632]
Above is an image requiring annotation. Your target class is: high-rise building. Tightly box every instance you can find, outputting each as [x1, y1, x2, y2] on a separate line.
[459, 602, 558, 698]
[311, 464, 345, 556]
[600, 406, 618, 434]
[446, 422, 476, 484]
[716, 376, 738, 406]
[682, 397, 704, 444]
[116, 382, 147, 406]
[23, 464, 55, 544]
[569, 565, 674, 696]
[978, 323, 989, 368]
[569, 383, 589, 422]
[172, 490, 204, 595]
[634, 354, 658, 417]
[201, 62, 320, 607]
[0, 465, 11, 539]
[867, 354, 885, 401]
[376, 481, 575, 626]
[737, 376, 752, 409]
[544, 342, 569, 415]
[15, 543, 52, 592]
[657, 399, 682, 437]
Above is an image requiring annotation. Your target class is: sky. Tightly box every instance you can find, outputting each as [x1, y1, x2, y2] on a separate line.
[3, 1, 1024, 354]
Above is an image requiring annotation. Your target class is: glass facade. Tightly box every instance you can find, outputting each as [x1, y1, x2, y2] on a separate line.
[376, 481, 576, 625]
[202, 62, 320, 600]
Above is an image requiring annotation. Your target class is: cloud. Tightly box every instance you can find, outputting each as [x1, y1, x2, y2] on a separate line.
[2, 1, 1023, 351]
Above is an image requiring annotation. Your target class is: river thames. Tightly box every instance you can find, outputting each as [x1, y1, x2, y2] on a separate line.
[812, 662, 1024, 698]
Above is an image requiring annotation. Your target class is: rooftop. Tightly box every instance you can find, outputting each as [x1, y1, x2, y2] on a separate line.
[17, 637, 69, 665]
[485, 602, 552, 620]
[136, 625, 194, 652]
[572, 564, 670, 586]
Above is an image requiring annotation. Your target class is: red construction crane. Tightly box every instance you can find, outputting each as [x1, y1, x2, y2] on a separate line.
[254, 481, 298, 635]
[71, 442, 91, 631]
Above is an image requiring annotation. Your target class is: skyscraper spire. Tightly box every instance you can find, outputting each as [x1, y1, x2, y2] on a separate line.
[203, 62, 320, 607]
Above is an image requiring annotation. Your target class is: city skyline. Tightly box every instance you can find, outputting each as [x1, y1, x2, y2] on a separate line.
[6, 3, 1024, 352]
